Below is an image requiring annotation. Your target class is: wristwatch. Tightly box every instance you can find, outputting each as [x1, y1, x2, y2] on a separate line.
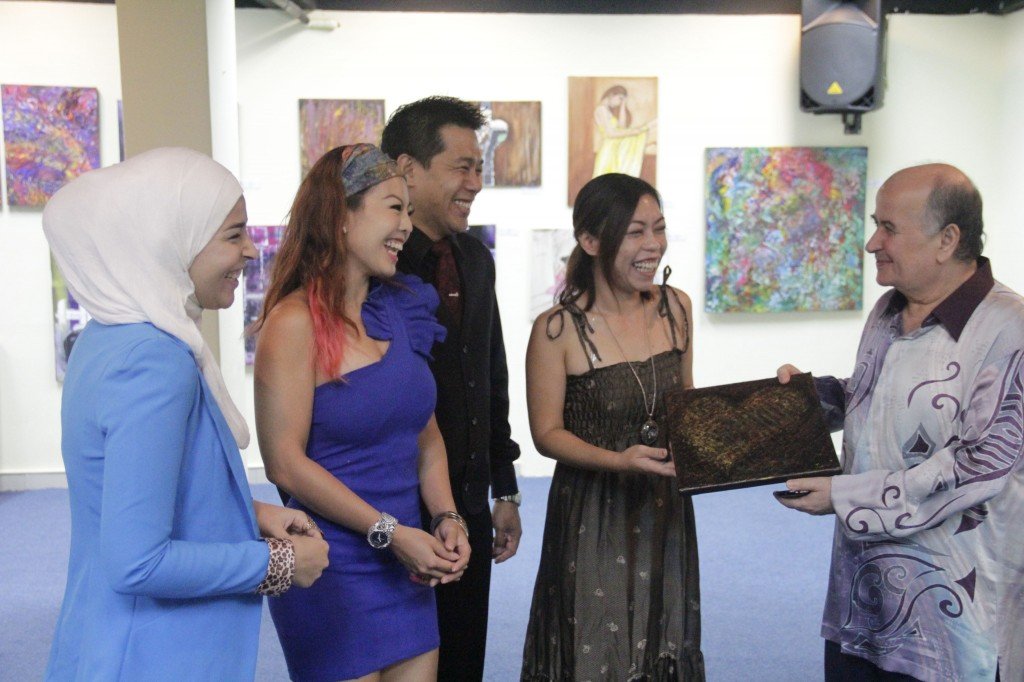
[366, 512, 397, 549]
[495, 492, 522, 506]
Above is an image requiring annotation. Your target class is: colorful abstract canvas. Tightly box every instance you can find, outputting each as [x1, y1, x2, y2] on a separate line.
[704, 147, 867, 313]
[567, 77, 657, 206]
[299, 99, 385, 178]
[50, 254, 92, 382]
[243, 225, 287, 365]
[530, 229, 577, 321]
[2, 85, 100, 207]
[474, 102, 541, 187]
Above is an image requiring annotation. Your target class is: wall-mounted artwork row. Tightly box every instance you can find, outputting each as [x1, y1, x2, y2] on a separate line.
[299, 99, 385, 179]
[474, 101, 541, 188]
[567, 76, 657, 206]
[704, 146, 867, 314]
[1, 84, 99, 207]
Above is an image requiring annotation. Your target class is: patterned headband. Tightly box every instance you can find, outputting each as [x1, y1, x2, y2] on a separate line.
[339, 143, 402, 196]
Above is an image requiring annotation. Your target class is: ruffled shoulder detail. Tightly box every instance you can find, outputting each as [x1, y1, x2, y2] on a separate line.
[362, 272, 446, 359]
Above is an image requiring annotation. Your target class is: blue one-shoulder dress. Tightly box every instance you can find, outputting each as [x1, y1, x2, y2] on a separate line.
[269, 273, 446, 682]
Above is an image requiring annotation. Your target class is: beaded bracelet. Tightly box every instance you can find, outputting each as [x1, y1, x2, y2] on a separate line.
[430, 511, 469, 539]
[256, 537, 295, 596]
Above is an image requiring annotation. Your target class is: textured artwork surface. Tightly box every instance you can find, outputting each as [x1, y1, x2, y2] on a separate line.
[50, 254, 92, 382]
[475, 101, 541, 187]
[244, 225, 286, 366]
[567, 76, 657, 206]
[2, 85, 100, 206]
[299, 99, 385, 178]
[704, 147, 866, 313]
[468, 224, 496, 259]
[666, 373, 841, 494]
[530, 229, 577, 321]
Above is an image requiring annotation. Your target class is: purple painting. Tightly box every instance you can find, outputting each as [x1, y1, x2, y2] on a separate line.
[299, 99, 385, 178]
[243, 225, 287, 366]
[468, 224, 496, 259]
[2, 85, 100, 207]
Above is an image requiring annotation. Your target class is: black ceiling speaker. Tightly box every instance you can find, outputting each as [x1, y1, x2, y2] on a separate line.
[800, 0, 886, 134]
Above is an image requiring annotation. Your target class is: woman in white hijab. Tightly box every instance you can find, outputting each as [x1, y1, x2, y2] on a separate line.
[42, 147, 328, 682]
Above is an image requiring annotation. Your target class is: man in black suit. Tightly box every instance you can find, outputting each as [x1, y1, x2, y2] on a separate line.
[382, 96, 522, 682]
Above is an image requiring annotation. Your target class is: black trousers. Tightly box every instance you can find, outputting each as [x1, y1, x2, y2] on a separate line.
[434, 507, 494, 682]
[824, 640, 1001, 682]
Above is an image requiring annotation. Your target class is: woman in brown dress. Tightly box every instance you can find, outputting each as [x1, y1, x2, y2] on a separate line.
[521, 173, 704, 681]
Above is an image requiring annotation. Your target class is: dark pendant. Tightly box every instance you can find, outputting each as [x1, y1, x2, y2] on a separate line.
[640, 418, 659, 446]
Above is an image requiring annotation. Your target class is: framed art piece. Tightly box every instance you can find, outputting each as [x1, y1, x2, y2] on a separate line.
[530, 229, 576, 321]
[299, 98, 385, 178]
[2, 84, 99, 206]
[243, 225, 286, 366]
[704, 146, 867, 313]
[474, 101, 541, 187]
[665, 373, 841, 495]
[567, 76, 657, 206]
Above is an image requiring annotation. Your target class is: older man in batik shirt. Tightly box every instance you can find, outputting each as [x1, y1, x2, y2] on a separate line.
[777, 163, 1024, 682]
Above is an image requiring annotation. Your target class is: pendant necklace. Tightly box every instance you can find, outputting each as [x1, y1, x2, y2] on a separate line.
[598, 300, 659, 446]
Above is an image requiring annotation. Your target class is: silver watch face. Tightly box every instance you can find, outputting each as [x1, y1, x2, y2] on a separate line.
[367, 513, 397, 549]
[368, 529, 391, 548]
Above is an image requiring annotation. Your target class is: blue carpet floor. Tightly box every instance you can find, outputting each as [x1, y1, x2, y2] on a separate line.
[1, 477, 833, 681]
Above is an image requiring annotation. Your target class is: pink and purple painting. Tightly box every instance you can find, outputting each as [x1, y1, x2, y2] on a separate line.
[2, 85, 100, 207]
[299, 99, 385, 178]
[530, 229, 577, 321]
[243, 225, 287, 366]
[704, 147, 867, 313]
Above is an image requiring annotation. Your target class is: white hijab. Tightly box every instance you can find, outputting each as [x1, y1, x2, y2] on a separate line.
[43, 147, 250, 448]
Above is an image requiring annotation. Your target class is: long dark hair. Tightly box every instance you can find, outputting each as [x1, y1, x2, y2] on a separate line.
[250, 146, 370, 378]
[559, 173, 661, 309]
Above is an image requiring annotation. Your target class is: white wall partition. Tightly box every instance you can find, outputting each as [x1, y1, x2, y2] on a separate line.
[0, 3, 1021, 485]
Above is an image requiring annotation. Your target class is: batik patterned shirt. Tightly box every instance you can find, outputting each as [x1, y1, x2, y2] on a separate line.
[816, 259, 1024, 682]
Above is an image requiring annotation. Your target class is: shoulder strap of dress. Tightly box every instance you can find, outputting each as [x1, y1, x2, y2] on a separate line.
[545, 303, 602, 372]
[656, 266, 690, 354]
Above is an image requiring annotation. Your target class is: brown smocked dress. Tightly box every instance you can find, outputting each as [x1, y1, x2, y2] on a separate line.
[521, 285, 705, 682]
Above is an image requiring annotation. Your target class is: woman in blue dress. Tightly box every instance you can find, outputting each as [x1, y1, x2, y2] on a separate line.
[254, 144, 471, 682]
[41, 147, 329, 681]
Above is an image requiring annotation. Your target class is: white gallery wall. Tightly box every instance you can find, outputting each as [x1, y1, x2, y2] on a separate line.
[0, 2, 1022, 487]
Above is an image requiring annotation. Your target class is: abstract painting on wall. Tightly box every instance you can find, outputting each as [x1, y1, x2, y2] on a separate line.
[468, 224, 496, 259]
[243, 225, 286, 365]
[2, 84, 100, 207]
[474, 101, 541, 187]
[704, 146, 867, 313]
[50, 254, 92, 382]
[299, 99, 385, 178]
[530, 229, 577, 321]
[567, 76, 657, 206]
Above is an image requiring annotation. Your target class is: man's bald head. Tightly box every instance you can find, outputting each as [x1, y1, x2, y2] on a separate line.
[880, 163, 984, 262]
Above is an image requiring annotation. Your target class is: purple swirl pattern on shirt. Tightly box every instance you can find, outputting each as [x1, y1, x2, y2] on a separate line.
[907, 361, 961, 409]
[840, 551, 965, 657]
[953, 350, 1024, 488]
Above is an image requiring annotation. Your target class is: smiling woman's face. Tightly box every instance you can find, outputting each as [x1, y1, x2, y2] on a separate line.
[188, 197, 256, 310]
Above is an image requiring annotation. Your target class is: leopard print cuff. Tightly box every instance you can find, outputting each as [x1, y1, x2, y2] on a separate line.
[256, 538, 295, 596]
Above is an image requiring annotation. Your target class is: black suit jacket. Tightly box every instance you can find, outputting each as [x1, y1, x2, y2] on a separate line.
[398, 227, 520, 517]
